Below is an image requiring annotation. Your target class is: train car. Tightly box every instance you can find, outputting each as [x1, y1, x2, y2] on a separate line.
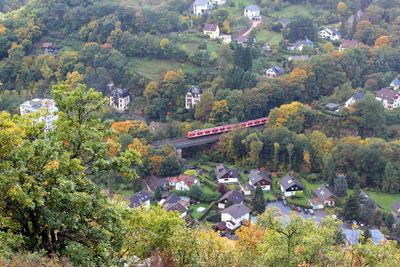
[186, 117, 269, 139]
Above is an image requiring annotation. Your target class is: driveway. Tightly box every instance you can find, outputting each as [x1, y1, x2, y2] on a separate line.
[267, 201, 327, 224]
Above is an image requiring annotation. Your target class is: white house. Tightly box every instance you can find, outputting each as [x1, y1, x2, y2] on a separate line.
[203, 23, 220, 39]
[279, 174, 304, 197]
[185, 86, 202, 109]
[319, 28, 341, 41]
[376, 87, 400, 110]
[264, 66, 284, 78]
[390, 78, 400, 90]
[217, 189, 244, 209]
[210, 0, 226, 5]
[109, 83, 130, 112]
[167, 175, 199, 191]
[345, 92, 365, 107]
[244, 5, 261, 20]
[309, 185, 336, 210]
[221, 203, 250, 230]
[287, 39, 314, 51]
[129, 192, 151, 209]
[248, 170, 272, 191]
[20, 98, 58, 131]
[215, 164, 240, 184]
[193, 0, 213, 16]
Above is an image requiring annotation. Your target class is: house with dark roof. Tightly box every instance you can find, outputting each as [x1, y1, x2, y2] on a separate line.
[278, 18, 290, 28]
[215, 164, 240, 184]
[109, 83, 130, 112]
[376, 87, 400, 110]
[42, 42, 58, 54]
[203, 23, 220, 39]
[287, 39, 314, 51]
[325, 103, 340, 112]
[220, 203, 250, 230]
[244, 5, 261, 20]
[218, 189, 245, 209]
[342, 228, 385, 245]
[339, 39, 359, 51]
[248, 170, 272, 191]
[390, 78, 400, 90]
[345, 92, 365, 107]
[309, 185, 335, 210]
[242, 182, 254, 196]
[129, 192, 151, 208]
[164, 202, 188, 218]
[185, 86, 202, 109]
[146, 176, 167, 193]
[279, 174, 304, 197]
[265, 65, 285, 78]
[319, 28, 341, 41]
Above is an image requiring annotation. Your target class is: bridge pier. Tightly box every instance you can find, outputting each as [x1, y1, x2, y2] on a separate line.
[176, 148, 182, 159]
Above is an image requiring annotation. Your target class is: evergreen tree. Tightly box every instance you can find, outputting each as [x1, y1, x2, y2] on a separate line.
[382, 162, 399, 193]
[342, 190, 360, 220]
[323, 154, 336, 185]
[333, 175, 348, 197]
[154, 186, 162, 201]
[253, 186, 266, 214]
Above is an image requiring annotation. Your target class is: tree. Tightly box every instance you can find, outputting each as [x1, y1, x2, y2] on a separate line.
[283, 16, 318, 42]
[362, 229, 372, 244]
[333, 175, 348, 197]
[382, 162, 399, 193]
[374, 35, 391, 48]
[286, 143, 294, 170]
[253, 186, 266, 214]
[322, 154, 335, 184]
[195, 91, 214, 122]
[154, 186, 162, 201]
[273, 143, 280, 171]
[233, 45, 252, 71]
[342, 190, 361, 220]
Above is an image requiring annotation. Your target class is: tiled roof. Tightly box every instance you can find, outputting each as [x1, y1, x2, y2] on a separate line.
[221, 203, 250, 219]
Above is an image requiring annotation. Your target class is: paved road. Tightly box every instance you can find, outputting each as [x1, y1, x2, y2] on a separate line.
[266, 201, 327, 223]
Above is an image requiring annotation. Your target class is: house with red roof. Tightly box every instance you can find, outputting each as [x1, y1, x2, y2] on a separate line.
[339, 39, 359, 51]
[376, 87, 400, 110]
[167, 174, 199, 191]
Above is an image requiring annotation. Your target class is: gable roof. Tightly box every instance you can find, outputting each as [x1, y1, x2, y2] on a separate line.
[279, 174, 303, 191]
[168, 175, 198, 187]
[313, 185, 335, 202]
[218, 189, 245, 204]
[215, 164, 240, 179]
[278, 18, 290, 25]
[351, 92, 365, 101]
[249, 170, 272, 185]
[392, 201, 400, 213]
[268, 65, 284, 75]
[164, 193, 181, 205]
[340, 39, 359, 49]
[288, 55, 310, 61]
[391, 78, 400, 87]
[147, 176, 166, 191]
[111, 88, 129, 98]
[376, 87, 398, 101]
[244, 4, 260, 11]
[295, 38, 314, 48]
[164, 202, 187, 214]
[203, 23, 218, 32]
[193, 0, 210, 6]
[322, 28, 341, 36]
[221, 203, 250, 219]
[129, 192, 151, 208]
[187, 85, 202, 95]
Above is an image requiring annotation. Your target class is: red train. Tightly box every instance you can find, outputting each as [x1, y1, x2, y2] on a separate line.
[186, 117, 269, 139]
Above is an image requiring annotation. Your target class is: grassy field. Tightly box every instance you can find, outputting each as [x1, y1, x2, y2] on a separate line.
[365, 190, 400, 213]
[129, 57, 204, 80]
[256, 29, 282, 45]
[190, 203, 210, 220]
[269, 4, 312, 18]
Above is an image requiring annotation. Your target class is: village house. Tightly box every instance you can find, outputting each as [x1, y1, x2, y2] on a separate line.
[325, 103, 340, 112]
[20, 98, 58, 131]
[108, 83, 130, 112]
[192, 0, 213, 16]
[279, 174, 304, 197]
[376, 87, 400, 110]
[129, 192, 151, 209]
[248, 170, 272, 191]
[345, 92, 365, 107]
[203, 23, 220, 39]
[244, 5, 261, 20]
[167, 174, 199, 191]
[218, 34, 232, 44]
[278, 18, 290, 28]
[318, 28, 341, 41]
[164, 202, 188, 218]
[218, 189, 245, 209]
[185, 86, 202, 109]
[146, 175, 167, 193]
[242, 182, 254, 196]
[210, 0, 226, 5]
[264, 66, 284, 78]
[390, 78, 400, 90]
[309, 185, 335, 210]
[215, 164, 240, 184]
[41, 42, 58, 54]
[161, 193, 189, 218]
[339, 39, 359, 51]
[287, 39, 314, 51]
[220, 203, 250, 230]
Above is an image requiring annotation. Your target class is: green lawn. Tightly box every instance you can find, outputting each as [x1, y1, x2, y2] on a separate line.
[365, 190, 400, 213]
[269, 4, 312, 18]
[256, 29, 283, 45]
[190, 203, 210, 220]
[263, 190, 276, 201]
[129, 57, 204, 80]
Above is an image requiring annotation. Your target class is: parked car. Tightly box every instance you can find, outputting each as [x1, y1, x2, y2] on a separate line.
[282, 199, 288, 206]
[303, 208, 309, 214]
[309, 209, 314, 215]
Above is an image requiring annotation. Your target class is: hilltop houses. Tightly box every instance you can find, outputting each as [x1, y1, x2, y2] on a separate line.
[20, 98, 58, 131]
[244, 5, 261, 20]
[167, 174, 199, 191]
[218, 189, 244, 209]
[129, 192, 151, 209]
[221, 203, 250, 230]
[264, 66, 284, 78]
[390, 78, 400, 90]
[109, 83, 130, 112]
[185, 86, 202, 109]
[319, 28, 341, 41]
[345, 92, 365, 107]
[192, 0, 213, 16]
[248, 170, 272, 191]
[279, 174, 304, 197]
[203, 23, 220, 39]
[287, 39, 314, 51]
[215, 164, 240, 184]
[309, 185, 336, 210]
[376, 87, 400, 110]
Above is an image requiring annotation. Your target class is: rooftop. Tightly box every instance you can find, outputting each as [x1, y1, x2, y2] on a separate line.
[340, 39, 359, 49]
[249, 169, 272, 185]
[245, 4, 260, 11]
[279, 174, 303, 191]
[218, 189, 245, 204]
[221, 203, 250, 219]
[203, 23, 218, 32]
[129, 192, 151, 208]
[313, 185, 335, 202]
[376, 87, 398, 101]
[20, 98, 57, 114]
[111, 88, 129, 98]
